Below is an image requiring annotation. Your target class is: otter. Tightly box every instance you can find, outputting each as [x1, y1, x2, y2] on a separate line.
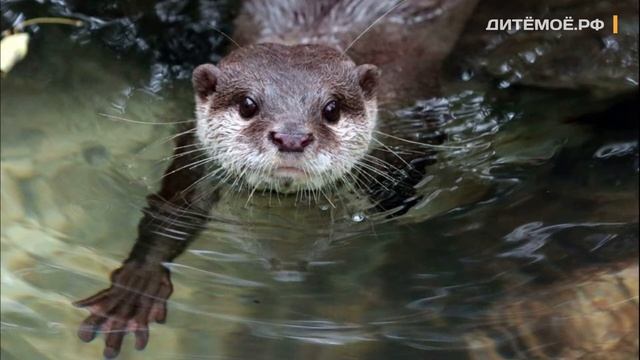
[192, 44, 380, 193]
[74, 0, 478, 357]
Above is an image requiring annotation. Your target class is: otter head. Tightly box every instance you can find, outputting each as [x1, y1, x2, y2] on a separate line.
[192, 43, 380, 193]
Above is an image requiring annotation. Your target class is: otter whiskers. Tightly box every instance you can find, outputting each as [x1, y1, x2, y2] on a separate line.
[98, 112, 194, 126]
[342, 0, 411, 54]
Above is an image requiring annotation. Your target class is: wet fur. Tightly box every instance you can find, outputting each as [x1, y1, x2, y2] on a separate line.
[74, 1, 478, 356]
[195, 43, 378, 192]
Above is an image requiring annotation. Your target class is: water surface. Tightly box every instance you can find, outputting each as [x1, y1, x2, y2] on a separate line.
[1, 1, 638, 359]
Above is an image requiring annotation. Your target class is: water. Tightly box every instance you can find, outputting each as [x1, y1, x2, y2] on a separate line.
[1, 1, 638, 359]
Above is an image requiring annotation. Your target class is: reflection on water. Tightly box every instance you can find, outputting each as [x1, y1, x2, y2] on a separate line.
[1, 0, 638, 359]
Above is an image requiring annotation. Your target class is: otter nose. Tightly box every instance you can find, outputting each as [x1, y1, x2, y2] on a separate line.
[269, 132, 314, 152]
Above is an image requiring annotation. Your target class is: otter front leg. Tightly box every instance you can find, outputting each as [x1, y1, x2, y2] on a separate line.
[74, 131, 216, 358]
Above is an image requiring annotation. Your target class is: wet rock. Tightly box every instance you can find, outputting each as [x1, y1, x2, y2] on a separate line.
[31, 179, 69, 233]
[82, 144, 110, 166]
[0, 169, 26, 226]
[465, 262, 639, 359]
[449, 0, 639, 95]
[1, 158, 36, 179]
[1, 0, 238, 85]
[3, 226, 58, 256]
[0, 129, 46, 160]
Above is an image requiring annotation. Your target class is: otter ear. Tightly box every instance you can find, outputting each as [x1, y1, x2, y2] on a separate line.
[356, 64, 380, 100]
[192, 64, 222, 100]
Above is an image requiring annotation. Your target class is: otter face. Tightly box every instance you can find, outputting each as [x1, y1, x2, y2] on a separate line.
[192, 43, 380, 193]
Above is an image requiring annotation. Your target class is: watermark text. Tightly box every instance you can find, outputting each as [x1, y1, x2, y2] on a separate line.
[485, 16, 619, 32]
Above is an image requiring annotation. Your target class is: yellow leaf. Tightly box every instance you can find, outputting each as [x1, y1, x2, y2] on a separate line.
[1, 32, 30, 76]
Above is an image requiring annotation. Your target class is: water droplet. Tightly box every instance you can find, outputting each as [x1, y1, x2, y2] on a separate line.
[602, 36, 620, 51]
[498, 80, 511, 89]
[625, 77, 638, 86]
[352, 213, 365, 222]
[522, 51, 536, 64]
[498, 63, 511, 74]
[594, 141, 637, 159]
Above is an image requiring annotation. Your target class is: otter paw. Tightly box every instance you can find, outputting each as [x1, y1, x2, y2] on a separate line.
[73, 262, 173, 358]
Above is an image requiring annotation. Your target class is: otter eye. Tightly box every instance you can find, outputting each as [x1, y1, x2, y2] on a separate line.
[322, 100, 340, 123]
[239, 97, 258, 119]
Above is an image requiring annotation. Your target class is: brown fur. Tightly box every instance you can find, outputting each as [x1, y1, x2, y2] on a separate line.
[75, 2, 480, 356]
[194, 43, 377, 181]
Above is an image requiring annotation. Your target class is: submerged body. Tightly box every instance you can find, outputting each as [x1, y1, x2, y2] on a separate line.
[73, 0, 478, 357]
[70, 1, 640, 359]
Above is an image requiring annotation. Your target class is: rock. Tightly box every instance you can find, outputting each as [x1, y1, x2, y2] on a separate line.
[0, 169, 26, 226]
[465, 262, 639, 359]
[31, 179, 69, 233]
[449, 0, 639, 96]
[1, 158, 36, 179]
[82, 144, 110, 166]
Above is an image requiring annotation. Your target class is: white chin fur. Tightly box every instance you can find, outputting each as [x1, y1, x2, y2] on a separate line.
[195, 100, 377, 193]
